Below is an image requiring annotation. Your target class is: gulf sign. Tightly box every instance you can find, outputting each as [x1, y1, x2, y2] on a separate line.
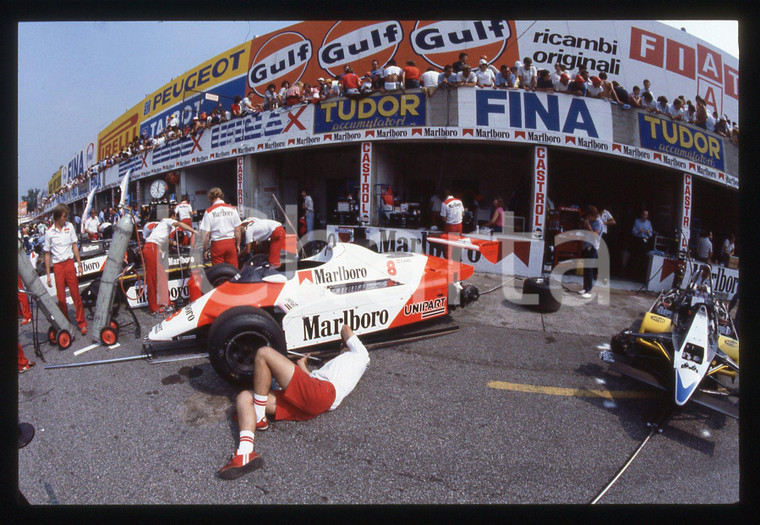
[360, 142, 372, 223]
[248, 31, 313, 97]
[314, 92, 425, 133]
[318, 21, 403, 79]
[410, 20, 514, 69]
[638, 114, 724, 170]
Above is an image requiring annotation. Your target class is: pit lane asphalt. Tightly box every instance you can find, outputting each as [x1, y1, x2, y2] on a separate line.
[17, 273, 739, 504]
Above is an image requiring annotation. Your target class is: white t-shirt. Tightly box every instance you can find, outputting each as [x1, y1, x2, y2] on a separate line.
[84, 216, 100, 235]
[176, 202, 193, 221]
[697, 237, 713, 259]
[310, 335, 370, 411]
[517, 65, 537, 88]
[600, 209, 614, 235]
[43, 222, 77, 264]
[553, 80, 569, 93]
[420, 70, 439, 87]
[383, 65, 402, 79]
[474, 68, 495, 86]
[440, 197, 464, 225]
[244, 219, 282, 244]
[199, 199, 241, 241]
[456, 71, 477, 84]
[142, 221, 158, 240]
[667, 104, 685, 120]
[146, 218, 176, 246]
[303, 195, 314, 213]
[722, 239, 734, 257]
[586, 84, 604, 97]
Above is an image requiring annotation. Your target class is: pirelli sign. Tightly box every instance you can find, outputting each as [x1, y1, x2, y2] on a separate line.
[97, 102, 144, 161]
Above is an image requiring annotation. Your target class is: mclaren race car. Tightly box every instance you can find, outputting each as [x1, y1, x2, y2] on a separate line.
[602, 262, 739, 418]
[146, 241, 480, 386]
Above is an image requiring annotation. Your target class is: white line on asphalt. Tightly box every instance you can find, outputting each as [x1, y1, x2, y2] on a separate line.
[74, 343, 100, 356]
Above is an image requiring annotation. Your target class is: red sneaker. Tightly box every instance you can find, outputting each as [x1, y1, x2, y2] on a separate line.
[230, 413, 269, 431]
[80, 326, 88, 335]
[20, 318, 32, 326]
[19, 362, 36, 373]
[218, 451, 264, 480]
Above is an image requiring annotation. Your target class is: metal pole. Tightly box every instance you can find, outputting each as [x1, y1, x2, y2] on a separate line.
[44, 353, 149, 369]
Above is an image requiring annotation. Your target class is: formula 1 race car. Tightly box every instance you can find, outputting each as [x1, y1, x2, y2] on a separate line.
[602, 262, 739, 418]
[146, 241, 481, 386]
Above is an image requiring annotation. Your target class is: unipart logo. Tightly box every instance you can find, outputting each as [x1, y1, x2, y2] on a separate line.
[411, 20, 512, 69]
[249, 32, 312, 97]
[318, 21, 403, 78]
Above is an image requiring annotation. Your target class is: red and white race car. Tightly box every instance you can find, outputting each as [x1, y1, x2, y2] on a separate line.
[146, 241, 481, 385]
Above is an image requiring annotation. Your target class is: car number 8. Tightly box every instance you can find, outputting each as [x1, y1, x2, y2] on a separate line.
[387, 260, 397, 276]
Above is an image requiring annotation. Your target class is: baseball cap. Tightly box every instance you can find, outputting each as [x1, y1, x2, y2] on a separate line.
[479, 59, 487, 65]
[560, 73, 570, 81]
[317, 77, 324, 82]
[590, 76, 601, 85]
[574, 75, 584, 83]
[515, 60, 522, 68]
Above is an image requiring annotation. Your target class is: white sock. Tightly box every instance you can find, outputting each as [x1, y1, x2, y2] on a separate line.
[253, 394, 268, 423]
[237, 430, 254, 455]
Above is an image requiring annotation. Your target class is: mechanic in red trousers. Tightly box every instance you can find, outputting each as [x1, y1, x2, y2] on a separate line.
[143, 207, 197, 315]
[18, 343, 35, 373]
[240, 217, 286, 267]
[440, 190, 465, 259]
[218, 324, 370, 480]
[44, 204, 87, 335]
[199, 187, 242, 267]
[18, 276, 32, 325]
[175, 194, 195, 246]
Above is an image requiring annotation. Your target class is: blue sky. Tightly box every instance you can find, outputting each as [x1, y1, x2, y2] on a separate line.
[17, 20, 738, 200]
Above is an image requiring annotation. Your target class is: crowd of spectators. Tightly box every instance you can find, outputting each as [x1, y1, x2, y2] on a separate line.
[37, 53, 738, 213]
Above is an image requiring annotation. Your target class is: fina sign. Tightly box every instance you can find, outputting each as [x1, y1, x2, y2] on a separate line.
[360, 142, 372, 223]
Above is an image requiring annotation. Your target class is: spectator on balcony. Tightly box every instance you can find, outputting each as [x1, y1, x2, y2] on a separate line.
[382, 59, 403, 92]
[586, 76, 603, 98]
[242, 92, 258, 115]
[278, 81, 291, 105]
[339, 67, 362, 97]
[509, 64, 521, 88]
[402, 59, 421, 89]
[475, 59, 496, 88]
[420, 67, 440, 97]
[655, 96, 669, 114]
[714, 116, 729, 137]
[231, 95, 242, 118]
[642, 79, 653, 99]
[706, 110, 717, 132]
[456, 64, 477, 87]
[517, 57, 537, 91]
[730, 121, 739, 143]
[553, 72, 570, 93]
[495, 64, 515, 89]
[550, 62, 567, 85]
[641, 91, 657, 112]
[598, 72, 620, 103]
[190, 116, 202, 135]
[370, 59, 384, 90]
[316, 78, 331, 100]
[628, 85, 642, 108]
[284, 81, 304, 106]
[360, 73, 374, 95]
[452, 52, 469, 73]
[666, 97, 685, 121]
[438, 64, 457, 89]
[568, 74, 587, 97]
[259, 84, 276, 111]
[210, 103, 226, 125]
[611, 81, 629, 106]
[535, 69, 553, 91]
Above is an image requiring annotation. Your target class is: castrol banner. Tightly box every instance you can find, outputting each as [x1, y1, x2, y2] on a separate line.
[531, 146, 548, 239]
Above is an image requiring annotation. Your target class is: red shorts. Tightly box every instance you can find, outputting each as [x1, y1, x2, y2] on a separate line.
[273, 366, 336, 421]
[444, 223, 462, 234]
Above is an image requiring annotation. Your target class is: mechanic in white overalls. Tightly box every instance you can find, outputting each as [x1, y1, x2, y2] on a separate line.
[241, 217, 286, 267]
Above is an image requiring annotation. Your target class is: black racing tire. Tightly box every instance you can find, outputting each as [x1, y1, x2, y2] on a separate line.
[353, 238, 378, 253]
[205, 263, 239, 287]
[522, 277, 561, 313]
[207, 306, 287, 387]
